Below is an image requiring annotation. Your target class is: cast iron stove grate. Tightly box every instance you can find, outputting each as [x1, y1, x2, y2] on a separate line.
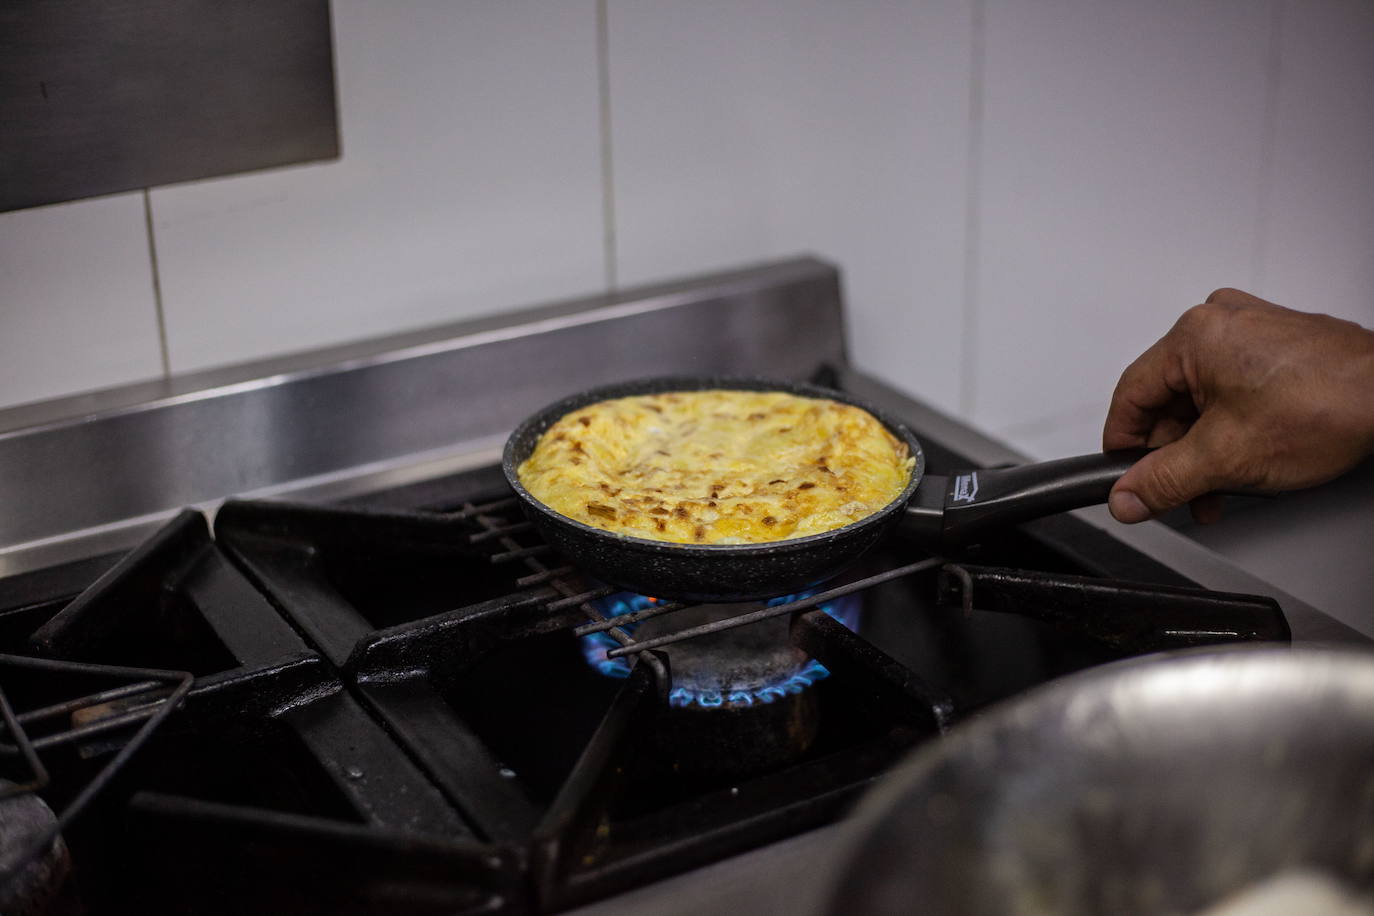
[1, 511, 515, 915]
[213, 494, 954, 910]
[208, 474, 1288, 911]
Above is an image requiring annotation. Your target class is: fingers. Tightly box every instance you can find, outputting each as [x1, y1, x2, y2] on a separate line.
[1103, 336, 1191, 451]
[1104, 287, 1292, 524]
[1143, 400, 1199, 447]
[1108, 423, 1225, 523]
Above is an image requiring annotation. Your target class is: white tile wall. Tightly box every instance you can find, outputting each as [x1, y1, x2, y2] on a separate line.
[608, 0, 974, 415]
[149, 0, 606, 374]
[1258, 0, 1374, 327]
[0, 193, 163, 408]
[972, 0, 1276, 459]
[4, 0, 1374, 447]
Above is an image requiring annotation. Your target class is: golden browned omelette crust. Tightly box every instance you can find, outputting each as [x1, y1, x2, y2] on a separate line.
[517, 390, 914, 544]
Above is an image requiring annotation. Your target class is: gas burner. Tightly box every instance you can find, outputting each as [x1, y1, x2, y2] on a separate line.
[580, 591, 861, 777]
[581, 592, 861, 708]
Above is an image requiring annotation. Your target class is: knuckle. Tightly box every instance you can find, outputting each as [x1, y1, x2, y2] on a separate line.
[1107, 372, 1131, 408]
[1205, 286, 1274, 313]
[1175, 300, 1239, 343]
[1150, 469, 1185, 506]
[1146, 458, 1194, 509]
[1176, 303, 1215, 332]
[1113, 358, 1142, 390]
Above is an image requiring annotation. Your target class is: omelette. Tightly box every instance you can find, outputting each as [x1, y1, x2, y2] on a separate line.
[516, 389, 914, 544]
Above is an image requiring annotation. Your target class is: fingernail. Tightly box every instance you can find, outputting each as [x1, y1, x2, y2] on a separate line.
[1109, 490, 1151, 524]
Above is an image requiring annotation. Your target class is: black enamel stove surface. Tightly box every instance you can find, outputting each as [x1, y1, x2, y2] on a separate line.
[0, 417, 1293, 914]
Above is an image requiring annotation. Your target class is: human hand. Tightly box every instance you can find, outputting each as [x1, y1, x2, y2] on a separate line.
[1103, 288, 1374, 524]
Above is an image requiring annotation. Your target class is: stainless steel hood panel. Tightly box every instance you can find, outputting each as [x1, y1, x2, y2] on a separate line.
[0, 258, 847, 575]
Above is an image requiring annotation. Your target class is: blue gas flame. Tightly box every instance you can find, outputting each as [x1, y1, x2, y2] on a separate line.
[580, 591, 860, 708]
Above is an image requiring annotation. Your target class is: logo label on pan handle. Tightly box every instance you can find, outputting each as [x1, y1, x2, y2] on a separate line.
[952, 472, 979, 503]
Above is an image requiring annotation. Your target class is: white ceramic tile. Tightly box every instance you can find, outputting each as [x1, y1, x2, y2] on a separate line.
[151, 0, 605, 374]
[991, 402, 1108, 461]
[0, 194, 162, 411]
[1257, 0, 1374, 328]
[972, 0, 1275, 443]
[608, 0, 974, 414]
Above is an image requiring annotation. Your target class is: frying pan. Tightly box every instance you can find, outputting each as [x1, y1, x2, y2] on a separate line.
[502, 376, 1148, 602]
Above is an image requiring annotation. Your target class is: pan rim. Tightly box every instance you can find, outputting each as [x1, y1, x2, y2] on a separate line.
[501, 375, 926, 557]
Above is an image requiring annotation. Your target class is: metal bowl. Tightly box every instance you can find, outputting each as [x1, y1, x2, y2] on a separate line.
[826, 646, 1374, 915]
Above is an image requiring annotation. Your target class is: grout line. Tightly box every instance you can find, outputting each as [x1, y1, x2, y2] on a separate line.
[596, 0, 618, 292]
[1251, 0, 1284, 294]
[142, 189, 172, 378]
[958, 0, 986, 418]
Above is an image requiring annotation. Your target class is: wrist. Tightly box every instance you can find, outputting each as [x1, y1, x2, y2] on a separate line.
[1353, 332, 1374, 454]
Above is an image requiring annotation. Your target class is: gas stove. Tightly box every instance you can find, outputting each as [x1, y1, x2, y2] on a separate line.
[0, 258, 1365, 914]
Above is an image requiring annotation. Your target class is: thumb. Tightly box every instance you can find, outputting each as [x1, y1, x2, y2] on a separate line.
[1108, 430, 1223, 523]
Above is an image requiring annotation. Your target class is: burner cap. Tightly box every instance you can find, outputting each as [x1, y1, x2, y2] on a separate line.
[581, 591, 861, 776]
[582, 591, 859, 708]
[636, 604, 825, 776]
[638, 604, 813, 706]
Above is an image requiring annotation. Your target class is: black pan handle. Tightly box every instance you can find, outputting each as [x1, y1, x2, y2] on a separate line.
[900, 448, 1150, 545]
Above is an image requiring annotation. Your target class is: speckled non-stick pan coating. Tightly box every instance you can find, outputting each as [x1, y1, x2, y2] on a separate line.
[502, 376, 926, 603]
